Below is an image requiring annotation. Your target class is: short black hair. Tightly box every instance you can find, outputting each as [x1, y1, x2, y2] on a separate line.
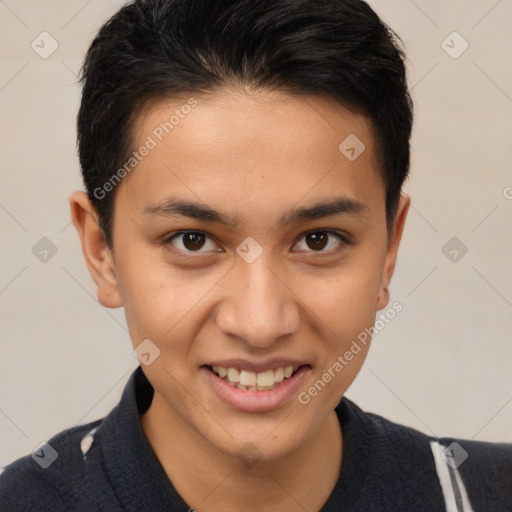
[77, 0, 413, 247]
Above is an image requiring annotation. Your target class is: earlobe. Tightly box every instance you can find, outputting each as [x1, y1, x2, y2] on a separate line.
[69, 191, 123, 308]
[376, 193, 410, 310]
[376, 286, 389, 310]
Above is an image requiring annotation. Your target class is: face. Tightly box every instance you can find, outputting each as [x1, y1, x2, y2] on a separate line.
[73, 89, 408, 462]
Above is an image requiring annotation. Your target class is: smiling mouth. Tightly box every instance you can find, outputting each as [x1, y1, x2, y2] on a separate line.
[204, 364, 307, 391]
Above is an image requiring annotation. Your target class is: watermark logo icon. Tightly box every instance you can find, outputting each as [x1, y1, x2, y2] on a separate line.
[32, 237, 58, 263]
[441, 442, 468, 469]
[236, 237, 263, 264]
[442, 237, 468, 263]
[133, 339, 161, 366]
[31, 32, 59, 59]
[237, 442, 262, 468]
[338, 134, 366, 161]
[441, 32, 469, 59]
[31, 442, 58, 469]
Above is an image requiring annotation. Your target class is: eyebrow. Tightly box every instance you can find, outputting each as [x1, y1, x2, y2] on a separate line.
[142, 195, 367, 229]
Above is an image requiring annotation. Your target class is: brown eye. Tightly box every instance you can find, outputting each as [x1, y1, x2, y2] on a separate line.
[182, 232, 206, 251]
[305, 232, 329, 251]
[166, 231, 219, 253]
[295, 230, 348, 253]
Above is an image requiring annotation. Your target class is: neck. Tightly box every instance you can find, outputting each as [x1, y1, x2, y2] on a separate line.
[141, 393, 343, 512]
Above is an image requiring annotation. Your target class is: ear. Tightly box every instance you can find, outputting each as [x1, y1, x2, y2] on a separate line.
[376, 193, 410, 310]
[69, 191, 123, 308]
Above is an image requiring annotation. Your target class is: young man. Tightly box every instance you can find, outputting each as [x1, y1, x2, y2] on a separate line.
[1, 0, 510, 510]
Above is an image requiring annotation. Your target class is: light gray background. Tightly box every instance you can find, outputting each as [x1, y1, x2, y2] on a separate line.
[1, 0, 511, 467]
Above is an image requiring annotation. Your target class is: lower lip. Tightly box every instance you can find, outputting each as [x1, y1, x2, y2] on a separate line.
[201, 366, 310, 413]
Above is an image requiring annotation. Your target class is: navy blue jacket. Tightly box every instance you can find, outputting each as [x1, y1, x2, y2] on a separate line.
[1, 367, 511, 511]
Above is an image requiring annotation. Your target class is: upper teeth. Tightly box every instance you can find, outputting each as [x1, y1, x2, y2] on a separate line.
[212, 365, 298, 389]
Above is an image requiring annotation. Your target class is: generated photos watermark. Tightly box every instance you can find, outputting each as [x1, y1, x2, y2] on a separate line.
[93, 98, 198, 200]
[297, 301, 403, 405]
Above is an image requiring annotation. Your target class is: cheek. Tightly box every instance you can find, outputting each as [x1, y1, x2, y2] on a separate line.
[113, 249, 180, 343]
[121, 280, 188, 348]
[300, 276, 377, 410]
[115, 251, 223, 355]
[294, 252, 384, 391]
[298, 257, 383, 334]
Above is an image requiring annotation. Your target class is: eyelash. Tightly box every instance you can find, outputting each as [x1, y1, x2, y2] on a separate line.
[163, 230, 350, 256]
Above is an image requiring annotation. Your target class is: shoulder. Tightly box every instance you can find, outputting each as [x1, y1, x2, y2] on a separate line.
[436, 436, 512, 511]
[0, 419, 103, 511]
[345, 397, 512, 465]
[340, 398, 512, 510]
[436, 435, 512, 472]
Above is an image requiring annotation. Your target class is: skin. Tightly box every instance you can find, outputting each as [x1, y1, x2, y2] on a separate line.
[71, 88, 409, 512]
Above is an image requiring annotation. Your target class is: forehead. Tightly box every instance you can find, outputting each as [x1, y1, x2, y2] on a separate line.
[119, 89, 384, 229]
[135, 89, 376, 160]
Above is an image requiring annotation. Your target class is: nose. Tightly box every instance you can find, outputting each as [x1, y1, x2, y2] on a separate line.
[215, 256, 300, 348]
